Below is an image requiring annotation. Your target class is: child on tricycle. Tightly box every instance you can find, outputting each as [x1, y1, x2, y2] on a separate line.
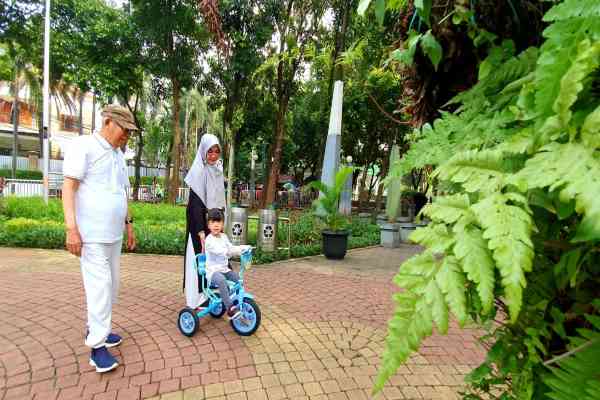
[178, 208, 261, 336]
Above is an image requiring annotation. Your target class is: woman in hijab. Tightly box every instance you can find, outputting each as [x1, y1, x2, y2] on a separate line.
[183, 133, 226, 309]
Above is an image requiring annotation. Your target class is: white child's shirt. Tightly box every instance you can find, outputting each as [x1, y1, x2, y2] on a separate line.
[63, 133, 130, 243]
[205, 233, 248, 283]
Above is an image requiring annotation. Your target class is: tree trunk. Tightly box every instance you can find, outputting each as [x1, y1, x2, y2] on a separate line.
[367, 171, 377, 203]
[168, 76, 182, 204]
[183, 95, 190, 169]
[78, 93, 84, 136]
[263, 95, 290, 207]
[127, 100, 142, 202]
[11, 78, 19, 179]
[92, 92, 96, 133]
[164, 137, 173, 199]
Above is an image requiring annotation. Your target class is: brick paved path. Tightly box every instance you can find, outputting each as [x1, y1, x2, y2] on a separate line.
[0, 246, 485, 400]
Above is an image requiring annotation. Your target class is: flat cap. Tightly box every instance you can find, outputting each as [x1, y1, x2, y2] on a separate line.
[101, 105, 139, 131]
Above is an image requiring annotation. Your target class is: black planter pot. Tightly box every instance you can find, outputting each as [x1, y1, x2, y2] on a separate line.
[322, 230, 349, 260]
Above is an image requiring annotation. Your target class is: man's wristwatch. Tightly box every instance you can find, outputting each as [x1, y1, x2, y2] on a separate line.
[125, 217, 134, 225]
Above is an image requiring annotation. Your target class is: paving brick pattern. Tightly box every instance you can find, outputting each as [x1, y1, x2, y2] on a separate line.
[0, 246, 485, 400]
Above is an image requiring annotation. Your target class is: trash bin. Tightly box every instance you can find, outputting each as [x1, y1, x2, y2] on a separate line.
[229, 207, 248, 246]
[257, 209, 277, 252]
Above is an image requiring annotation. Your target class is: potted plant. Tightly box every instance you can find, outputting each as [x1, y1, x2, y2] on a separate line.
[310, 166, 354, 259]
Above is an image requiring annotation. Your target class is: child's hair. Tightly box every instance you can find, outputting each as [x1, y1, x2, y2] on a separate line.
[207, 208, 224, 222]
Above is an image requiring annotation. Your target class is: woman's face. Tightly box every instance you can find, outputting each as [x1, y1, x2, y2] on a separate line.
[206, 144, 221, 165]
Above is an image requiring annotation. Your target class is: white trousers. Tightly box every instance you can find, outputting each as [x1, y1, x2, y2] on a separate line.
[184, 234, 207, 308]
[81, 240, 122, 349]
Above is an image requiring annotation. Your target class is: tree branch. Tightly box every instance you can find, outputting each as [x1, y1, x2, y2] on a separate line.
[367, 93, 411, 125]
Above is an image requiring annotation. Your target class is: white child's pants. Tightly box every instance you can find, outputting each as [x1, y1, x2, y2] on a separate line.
[80, 240, 122, 349]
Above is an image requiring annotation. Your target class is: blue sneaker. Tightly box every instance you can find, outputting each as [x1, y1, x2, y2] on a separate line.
[105, 333, 122, 348]
[89, 346, 118, 373]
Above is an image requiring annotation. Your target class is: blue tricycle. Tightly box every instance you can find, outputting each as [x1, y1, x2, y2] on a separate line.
[177, 248, 261, 337]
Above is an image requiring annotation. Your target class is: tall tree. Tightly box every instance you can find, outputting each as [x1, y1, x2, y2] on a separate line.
[132, 0, 208, 203]
[201, 0, 275, 209]
[259, 0, 327, 207]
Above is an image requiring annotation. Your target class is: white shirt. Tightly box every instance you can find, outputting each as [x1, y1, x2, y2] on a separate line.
[63, 133, 129, 243]
[205, 233, 247, 283]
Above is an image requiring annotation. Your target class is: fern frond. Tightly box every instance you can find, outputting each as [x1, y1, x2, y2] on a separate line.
[436, 256, 468, 326]
[453, 225, 495, 314]
[451, 48, 538, 110]
[435, 150, 509, 194]
[553, 39, 600, 129]
[420, 194, 473, 225]
[543, 0, 600, 22]
[581, 104, 600, 149]
[472, 193, 534, 322]
[409, 223, 455, 253]
[543, 327, 600, 400]
[377, 245, 475, 393]
[515, 142, 600, 241]
[425, 278, 449, 334]
[535, 16, 600, 118]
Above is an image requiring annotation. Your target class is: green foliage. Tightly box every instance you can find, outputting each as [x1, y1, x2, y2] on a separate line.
[0, 169, 43, 180]
[309, 167, 354, 232]
[0, 198, 379, 262]
[543, 314, 600, 400]
[128, 176, 165, 187]
[388, 30, 442, 72]
[377, 1, 600, 397]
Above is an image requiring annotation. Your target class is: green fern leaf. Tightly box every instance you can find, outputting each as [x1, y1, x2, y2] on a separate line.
[543, 0, 600, 22]
[453, 226, 495, 314]
[581, 104, 600, 149]
[409, 223, 455, 253]
[425, 278, 449, 333]
[420, 30, 443, 71]
[515, 142, 600, 241]
[435, 150, 509, 194]
[535, 16, 600, 118]
[472, 193, 534, 322]
[376, 267, 435, 392]
[421, 194, 473, 225]
[543, 330, 600, 400]
[553, 39, 600, 128]
[393, 251, 437, 291]
[436, 256, 468, 326]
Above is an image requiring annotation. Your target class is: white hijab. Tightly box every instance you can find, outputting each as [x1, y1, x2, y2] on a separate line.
[184, 134, 226, 209]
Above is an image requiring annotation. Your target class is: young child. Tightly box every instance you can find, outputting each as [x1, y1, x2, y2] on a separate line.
[204, 208, 251, 319]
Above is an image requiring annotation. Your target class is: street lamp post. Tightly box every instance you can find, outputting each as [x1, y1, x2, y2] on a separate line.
[42, 0, 51, 204]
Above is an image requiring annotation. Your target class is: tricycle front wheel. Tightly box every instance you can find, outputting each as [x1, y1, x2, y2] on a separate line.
[230, 298, 261, 336]
[178, 308, 199, 337]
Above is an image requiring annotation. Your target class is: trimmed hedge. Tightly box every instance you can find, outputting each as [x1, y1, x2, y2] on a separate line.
[0, 169, 44, 180]
[0, 198, 380, 264]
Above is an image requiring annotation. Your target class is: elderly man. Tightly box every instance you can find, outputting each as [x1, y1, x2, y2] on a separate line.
[62, 105, 138, 373]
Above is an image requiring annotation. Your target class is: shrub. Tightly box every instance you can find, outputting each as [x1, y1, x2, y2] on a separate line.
[0, 198, 380, 262]
[0, 169, 43, 180]
[128, 176, 165, 186]
[1, 197, 64, 220]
